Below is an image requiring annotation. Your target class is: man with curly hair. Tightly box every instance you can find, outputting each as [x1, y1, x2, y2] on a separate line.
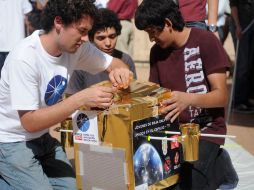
[0, 0, 132, 189]
[66, 8, 137, 94]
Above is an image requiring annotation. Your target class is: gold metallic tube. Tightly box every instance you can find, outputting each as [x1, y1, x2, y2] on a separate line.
[179, 123, 200, 162]
[60, 118, 74, 149]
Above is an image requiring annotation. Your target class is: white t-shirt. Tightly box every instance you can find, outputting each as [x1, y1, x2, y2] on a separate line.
[0, 0, 32, 52]
[94, 0, 109, 8]
[0, 30, 112, 142]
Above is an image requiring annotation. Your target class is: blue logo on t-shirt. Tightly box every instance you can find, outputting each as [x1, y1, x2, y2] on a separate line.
[44, 75, 67, 106]
[76, 113, 90, 132]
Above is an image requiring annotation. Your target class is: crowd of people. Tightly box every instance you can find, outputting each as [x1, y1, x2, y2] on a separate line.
[0, 0, 253, 189]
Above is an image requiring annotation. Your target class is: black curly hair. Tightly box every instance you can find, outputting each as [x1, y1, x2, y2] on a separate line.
[135, 0, 185, 32]
[88, 8, 122, 41]
[27, 9, 42, 30]
[41, 0, 98, 33]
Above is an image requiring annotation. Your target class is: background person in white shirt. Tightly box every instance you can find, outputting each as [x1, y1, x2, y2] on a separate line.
[0, 0, 32, 78]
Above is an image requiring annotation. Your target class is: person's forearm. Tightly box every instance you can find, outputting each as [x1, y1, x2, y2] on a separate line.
[188, 88, 228, 108]
[19, 93, 83, 132]
[188, 71, 229, 108]
[207, 0, 218, 25]
[106, 57, 129, 73]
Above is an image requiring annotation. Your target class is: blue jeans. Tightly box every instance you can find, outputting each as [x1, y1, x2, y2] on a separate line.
[0, 52, 8, 78]
[0, 133, 76, 190]
[0, 175, 12, 190]
[185, 21, 207, 30]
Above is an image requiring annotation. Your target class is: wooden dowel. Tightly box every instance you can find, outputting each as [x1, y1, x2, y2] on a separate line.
[164, 131, 181, 135]
[200, 133, 236, 138]
[163, 131, 236, 139]
[59, 129, 73, 133]
[147, 136, 178, 142]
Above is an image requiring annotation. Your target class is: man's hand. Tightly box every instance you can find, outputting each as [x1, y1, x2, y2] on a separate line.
[160, 91, 190, 122]
[106, 57, 133, 89]
[77, 86, 115, 108]
[109, 68, 133, 89]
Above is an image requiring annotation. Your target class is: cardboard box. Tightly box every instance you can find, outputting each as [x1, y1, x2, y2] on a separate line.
[72, 80, 180, 190]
